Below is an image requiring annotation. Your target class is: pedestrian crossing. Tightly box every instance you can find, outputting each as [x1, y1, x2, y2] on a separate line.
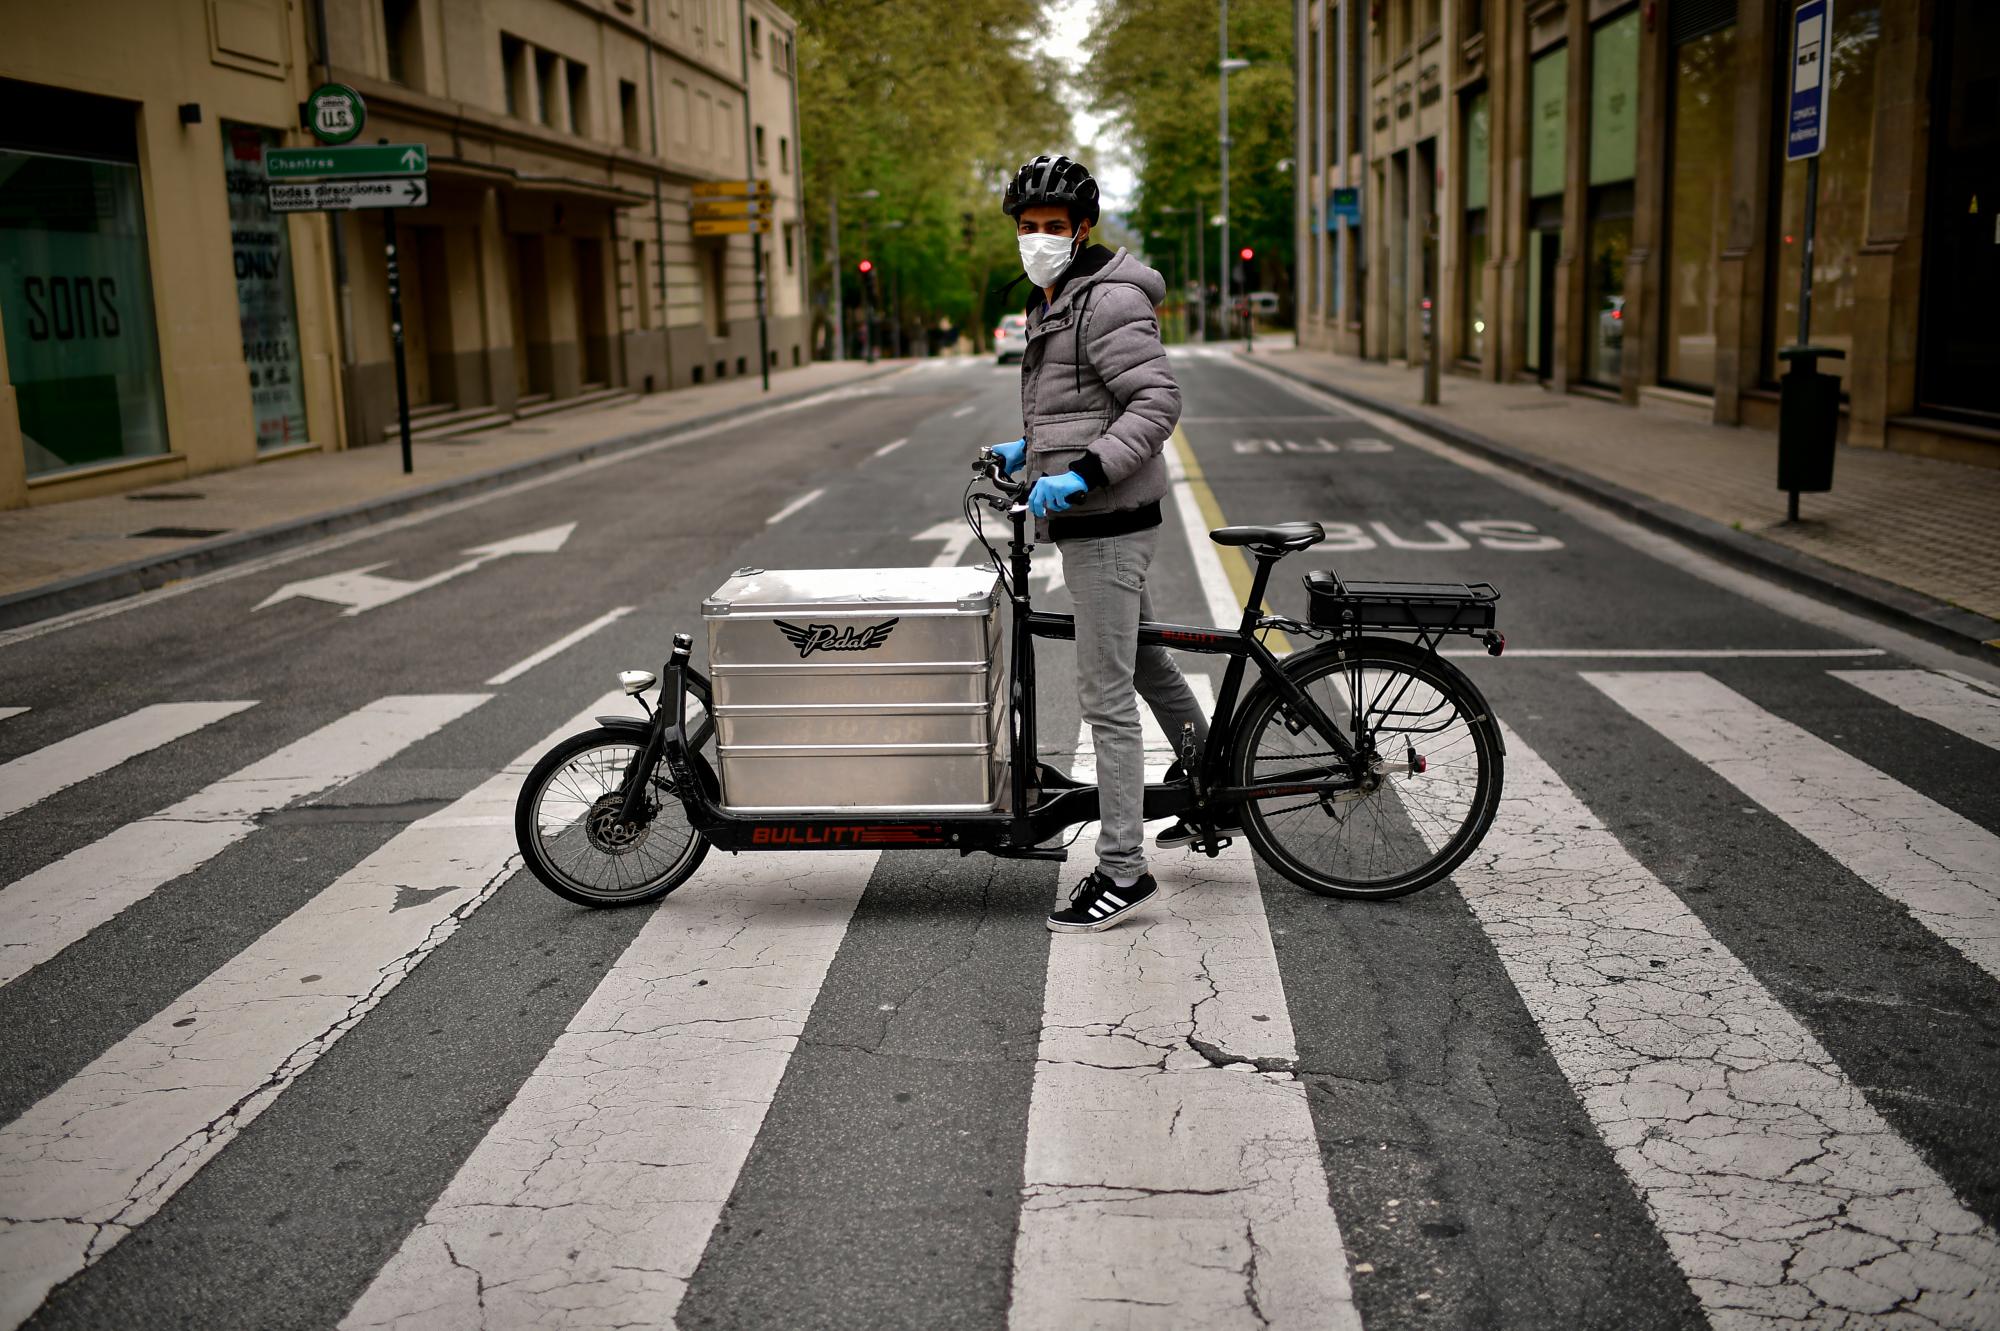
[0, 665, 1996, 1328]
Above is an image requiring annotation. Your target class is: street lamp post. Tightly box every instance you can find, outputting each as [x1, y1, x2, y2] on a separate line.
[1220, 7, 1249, 346]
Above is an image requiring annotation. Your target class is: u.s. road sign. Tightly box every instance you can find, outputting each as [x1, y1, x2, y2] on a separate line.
[266, 144, 428, 179]
[1786, 0, 1831, 160]
[306, 83, 365, 145]
[267, 178, 430, 212]
[692, 217, 772, 236]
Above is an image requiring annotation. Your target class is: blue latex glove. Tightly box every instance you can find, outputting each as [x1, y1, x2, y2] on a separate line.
[991, 439, 1026, 476]
[1028, 471, 1088, 517]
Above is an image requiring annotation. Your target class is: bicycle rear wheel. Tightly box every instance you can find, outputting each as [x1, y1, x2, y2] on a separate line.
[1229, 639, 1502, 899]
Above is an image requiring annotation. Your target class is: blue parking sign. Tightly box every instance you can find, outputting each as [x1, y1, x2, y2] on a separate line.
[1787, 0, 1831, 161]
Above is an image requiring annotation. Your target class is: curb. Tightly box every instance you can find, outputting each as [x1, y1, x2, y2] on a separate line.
[0, 363, 908, 633]
[1251, 357, 2000, 662]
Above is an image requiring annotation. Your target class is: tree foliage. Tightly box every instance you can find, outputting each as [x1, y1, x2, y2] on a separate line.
[792, 0, 1071, 351]
[1085, 0, 1294, 301]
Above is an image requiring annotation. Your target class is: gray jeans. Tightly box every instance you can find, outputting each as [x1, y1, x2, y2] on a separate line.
[1057, 527, 1211, 879]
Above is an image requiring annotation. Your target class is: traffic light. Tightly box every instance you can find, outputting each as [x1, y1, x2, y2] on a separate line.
[1239, 247, 1254, 262]
[857, 259, 874, 274]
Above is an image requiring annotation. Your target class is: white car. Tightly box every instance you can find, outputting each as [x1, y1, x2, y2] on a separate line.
[994, 313, 1029, 364]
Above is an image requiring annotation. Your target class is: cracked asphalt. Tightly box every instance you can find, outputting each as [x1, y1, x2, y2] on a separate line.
[1, 351, 1996, 1330]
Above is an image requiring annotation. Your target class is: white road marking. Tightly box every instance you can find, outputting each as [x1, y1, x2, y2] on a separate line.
[0, 702, 256, 823]
[1458, 724, 2000, 1329]
[1016, 682, 1360, 1330]
[485, 606, 634, 686]
[872, 436, 910, 457]
[1436, 648, 1888, 659]
[765, 488, 824, 525]
[0, 695, 621, 1328]
[0, 694, 489, 989]
[912, 520, 977, 568]
[340, 850, 876, 1330]
[0, 708, 24, 723]
[1831, 670, 2000, 753]
[0, 380, 901, 651]
[255, 524, 576, 616]
[951, 404, 978, 418]
[1588, 671, 2000, 983]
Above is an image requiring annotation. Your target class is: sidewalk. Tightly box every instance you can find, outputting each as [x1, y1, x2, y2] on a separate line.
[1253, 347, 2000, 654]
[0, 359, 907, 627]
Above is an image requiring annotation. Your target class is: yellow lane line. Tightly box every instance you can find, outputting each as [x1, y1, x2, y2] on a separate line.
[1167, 424, 1293, 654]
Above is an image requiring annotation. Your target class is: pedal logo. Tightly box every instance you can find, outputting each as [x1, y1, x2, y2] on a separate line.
[774, 618, 899, 658]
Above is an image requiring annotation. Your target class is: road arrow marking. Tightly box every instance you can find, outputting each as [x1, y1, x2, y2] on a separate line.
[255, 522, 575, 615]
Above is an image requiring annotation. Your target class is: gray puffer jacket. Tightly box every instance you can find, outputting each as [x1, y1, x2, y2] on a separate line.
[1020, 247, 1180, 537]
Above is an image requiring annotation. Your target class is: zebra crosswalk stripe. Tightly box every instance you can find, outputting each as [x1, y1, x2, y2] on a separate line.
[343, 849, 878, 1330]
[1013, 680, 1362, 1329]
[0, 708, 25, 724]
[0, 695, 622, 1331]
[0, 701, 256, 823]
[1587, 671, 2000, 984]
[1830, 669, 2000, 753]
[1458, 722, 2000, 1327]
[0, 694, 491, 989]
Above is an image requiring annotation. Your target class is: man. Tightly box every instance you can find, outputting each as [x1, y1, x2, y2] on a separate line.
[988, 154, 1219, 935]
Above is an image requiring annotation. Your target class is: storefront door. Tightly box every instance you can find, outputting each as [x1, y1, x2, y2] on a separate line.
[1918, 0, 2000, 424]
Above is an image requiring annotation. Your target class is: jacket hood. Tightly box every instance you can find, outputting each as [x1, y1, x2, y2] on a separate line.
[1070, 247, 1166, 307]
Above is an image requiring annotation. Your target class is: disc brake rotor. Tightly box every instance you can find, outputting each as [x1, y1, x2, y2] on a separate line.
[584, 791, 654, 855]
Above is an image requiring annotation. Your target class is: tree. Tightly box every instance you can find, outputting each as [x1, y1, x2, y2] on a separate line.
[1085, 0, 1294, 311]
[792, 0, 1070, 353]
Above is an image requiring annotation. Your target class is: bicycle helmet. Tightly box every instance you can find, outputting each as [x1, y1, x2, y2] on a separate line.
[1004, 154, 1100, 225]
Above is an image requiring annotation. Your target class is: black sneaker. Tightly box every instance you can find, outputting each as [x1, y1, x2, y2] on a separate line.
[1047, 870, 1158, 933]
[1155, 816, 1241, 848]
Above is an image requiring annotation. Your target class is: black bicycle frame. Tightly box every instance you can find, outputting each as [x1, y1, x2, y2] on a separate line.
[630, 499, 1363, 859]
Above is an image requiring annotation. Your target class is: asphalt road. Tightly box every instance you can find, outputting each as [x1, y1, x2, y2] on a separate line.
[1, 350, 1997, 1331]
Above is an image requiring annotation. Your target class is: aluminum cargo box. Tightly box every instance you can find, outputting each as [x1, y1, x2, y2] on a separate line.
[702, 567, 1007, 812]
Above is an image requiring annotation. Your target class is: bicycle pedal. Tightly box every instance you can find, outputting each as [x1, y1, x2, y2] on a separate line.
[1198, 835, 1233, 858]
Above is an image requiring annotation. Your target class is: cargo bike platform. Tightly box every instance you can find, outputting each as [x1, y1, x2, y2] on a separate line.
[514, 451, 1509, 907]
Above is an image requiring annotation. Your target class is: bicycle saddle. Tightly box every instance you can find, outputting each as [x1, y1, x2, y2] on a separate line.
[1210, 523, 1326, 554]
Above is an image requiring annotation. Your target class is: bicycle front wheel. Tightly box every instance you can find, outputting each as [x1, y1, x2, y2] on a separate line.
[515, 727, 709, 908]
[1230, 639, 1502, 899]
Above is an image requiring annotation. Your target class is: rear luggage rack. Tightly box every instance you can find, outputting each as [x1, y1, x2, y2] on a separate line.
[1304, 570, 1502, 644]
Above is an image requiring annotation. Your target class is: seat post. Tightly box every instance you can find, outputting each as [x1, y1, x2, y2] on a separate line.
[1240, 553, 1280, 628]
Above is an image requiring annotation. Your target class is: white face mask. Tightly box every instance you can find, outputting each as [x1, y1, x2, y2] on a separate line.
[1018, 232, 1080, 288]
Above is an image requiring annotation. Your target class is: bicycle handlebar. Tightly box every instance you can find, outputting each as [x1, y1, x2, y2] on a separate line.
[971, 448, 1030, 508]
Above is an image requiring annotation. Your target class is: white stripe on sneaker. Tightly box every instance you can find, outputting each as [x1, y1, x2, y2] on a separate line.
[0, 702, 256, 822]
[1588, 671, 2000, 983]
[0, 695, 490, 988]
[0, 695, 622, 1329]
[1830, 669, 2000, 753]
[341, 850, 876, 1330]
[1456, 723, 2000, 1327]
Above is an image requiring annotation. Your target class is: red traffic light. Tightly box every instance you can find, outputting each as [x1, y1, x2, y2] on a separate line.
[1239, 247, 1254, 261]
[857, 259, 874, 274]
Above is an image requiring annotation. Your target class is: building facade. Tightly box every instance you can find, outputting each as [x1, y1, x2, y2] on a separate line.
[0, 0, 807, 509]
[1294, 0, 1999, 466]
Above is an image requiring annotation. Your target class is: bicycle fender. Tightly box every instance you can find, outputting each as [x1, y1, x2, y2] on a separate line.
[594, 714, 651, 733]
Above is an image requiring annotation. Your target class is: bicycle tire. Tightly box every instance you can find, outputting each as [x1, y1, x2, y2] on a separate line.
[1228, 637, 1503, 899]
[515, 727, 711, 908]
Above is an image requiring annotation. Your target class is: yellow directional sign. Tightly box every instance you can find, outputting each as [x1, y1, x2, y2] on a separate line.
[692, 178, 774, 198]
[693, 198, 771, 219]
[693, 217, 773, 236]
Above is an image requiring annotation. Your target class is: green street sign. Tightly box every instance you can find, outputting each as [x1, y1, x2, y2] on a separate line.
[265, 144, 428, 180]
[306, 83, 365, 144]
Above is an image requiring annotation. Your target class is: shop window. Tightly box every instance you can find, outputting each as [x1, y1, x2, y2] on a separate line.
[1917, 0, 1999, 422]
[1526, 47, 1566, 377]
[1462, 89, 1489, 362]
[1586, 10, 1639, 386]
[1769, 1, 1880, 391]
[566, 60, 590, 137]
[1663, 22, 1737, 389]
[620, 79, 641, 150]
[221, 124, 308, 450]
[0, 146, 170, 475]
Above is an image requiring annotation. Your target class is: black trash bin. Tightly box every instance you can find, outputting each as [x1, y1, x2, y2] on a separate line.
[1777, 345, 1846, 516]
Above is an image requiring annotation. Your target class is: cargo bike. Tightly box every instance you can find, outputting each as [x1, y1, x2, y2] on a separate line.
[514, 450, 1509, 907]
